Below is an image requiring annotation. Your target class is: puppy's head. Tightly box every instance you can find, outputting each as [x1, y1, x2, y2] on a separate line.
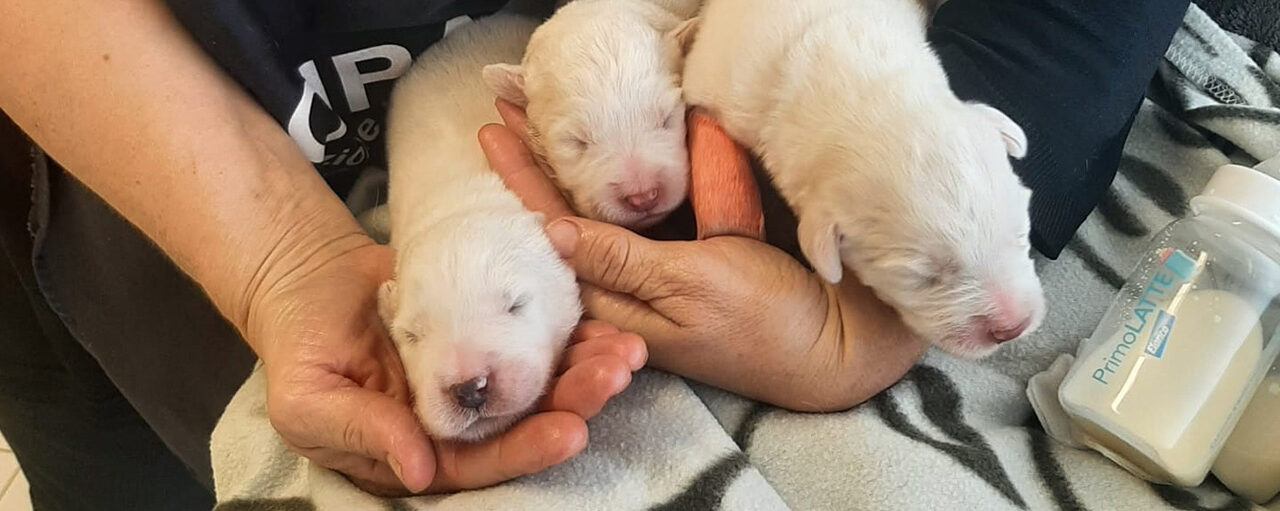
[799, 102, 1045, 358]
[484, 4, 699, 229]
[378, 213, 581, 442]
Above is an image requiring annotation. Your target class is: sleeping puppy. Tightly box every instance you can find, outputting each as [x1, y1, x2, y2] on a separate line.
[382, 13, 581, 442]
[681, 0, 1046, 358]
[483, 0, 702, 230]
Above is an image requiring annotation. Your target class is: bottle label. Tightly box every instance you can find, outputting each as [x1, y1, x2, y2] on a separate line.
[1144, 310, 1176, 359]
[1160, 247, 1199, 281]
[1091, 248, 1199, 385]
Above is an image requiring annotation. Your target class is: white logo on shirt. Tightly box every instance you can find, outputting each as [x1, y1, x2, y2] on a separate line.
[287, 15, 475, 165]
[287, 44, 412, 163]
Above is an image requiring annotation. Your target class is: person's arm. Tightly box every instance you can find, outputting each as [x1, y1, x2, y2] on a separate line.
[0, 0, 643, 496]
[0, 0, 359, 340]
[0, 0, 442, 493]
[926, 0, 1191, 258]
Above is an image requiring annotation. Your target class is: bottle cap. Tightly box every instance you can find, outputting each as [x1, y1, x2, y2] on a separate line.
[1190, 160, 1280, 240]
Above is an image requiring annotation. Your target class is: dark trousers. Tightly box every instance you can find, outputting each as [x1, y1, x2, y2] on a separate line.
[0, 110, 250, 510]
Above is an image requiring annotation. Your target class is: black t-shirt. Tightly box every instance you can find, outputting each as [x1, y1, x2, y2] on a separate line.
[162, 0, 1192, 256]
[164, 0, 516, 197]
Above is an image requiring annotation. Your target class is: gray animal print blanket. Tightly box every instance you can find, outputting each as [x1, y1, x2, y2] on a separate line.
[210, 3, 1280, 509]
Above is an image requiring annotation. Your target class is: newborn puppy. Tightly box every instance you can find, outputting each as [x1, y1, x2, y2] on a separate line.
[382, 13, 581, 442]
[482, 0, 702, 229]
[682, 0, 1045, 358]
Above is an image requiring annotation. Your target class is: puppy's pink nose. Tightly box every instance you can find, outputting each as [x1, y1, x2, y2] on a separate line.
[988, 317, 1031, 343]
[621, 187, 661, 212]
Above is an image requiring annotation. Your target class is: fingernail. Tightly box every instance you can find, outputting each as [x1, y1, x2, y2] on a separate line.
[631, 347, 648, 371]
[547, 219, 580, 258]
[388, 455, 406, 484]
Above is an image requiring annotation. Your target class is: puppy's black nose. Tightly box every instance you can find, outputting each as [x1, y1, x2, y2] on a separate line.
[450, 376, 488, 409]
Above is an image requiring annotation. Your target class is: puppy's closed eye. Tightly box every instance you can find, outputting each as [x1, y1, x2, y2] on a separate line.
[890, 251, 957, 291]
[911, 271, 945, 291]
[506, 294, 531, 316]
[896, 268, 943, 292]
[563, 136, 589, 154]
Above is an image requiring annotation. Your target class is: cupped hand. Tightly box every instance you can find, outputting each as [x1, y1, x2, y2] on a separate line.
[481, 99, 927, 412]
[245, 237, 646, 497]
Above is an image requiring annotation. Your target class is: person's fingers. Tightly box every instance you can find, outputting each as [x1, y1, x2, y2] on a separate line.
[276, 386, 436, 493]
[493, 99, 561, 186]
[579, 283, 683, 343]
[543, 217, 676, 302]
[495, 98, 537, 151]
[428, 411, 588, 493]
[478, 122, 576, 221]
[558, 332, 647, 372]
[347, 472, 419, 498]
[569, 319, 621, 343]
[686, 109, 765, 241]
[540, 354, 633, 417]
[292, 447, 405, 494]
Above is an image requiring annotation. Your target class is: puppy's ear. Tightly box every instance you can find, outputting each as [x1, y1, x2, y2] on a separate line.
[797, 210, 845, 284]
[969, 103, 1027, 159]
[483, 63, 529, 108]
[666, 17, 701, 54]
[377, 279, 399, 327]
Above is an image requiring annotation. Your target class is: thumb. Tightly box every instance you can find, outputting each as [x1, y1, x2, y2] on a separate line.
[294, 386, 436, 492]
[545, 217, 673, 301]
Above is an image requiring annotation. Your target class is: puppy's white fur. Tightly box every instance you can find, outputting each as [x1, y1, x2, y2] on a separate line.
[383, 13, 581, 442]
[682, 0, 1046, 358]
[482, 0, 702, 230]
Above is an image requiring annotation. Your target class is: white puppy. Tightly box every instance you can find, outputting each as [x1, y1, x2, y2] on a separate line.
[482, 0, 701, 230]
[682, 0, 1046, 358]
[382, 13, 581, 442]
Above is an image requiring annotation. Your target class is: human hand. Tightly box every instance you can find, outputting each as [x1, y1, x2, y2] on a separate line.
[245, 237, 646, 497]
[481, 100, 928, 412]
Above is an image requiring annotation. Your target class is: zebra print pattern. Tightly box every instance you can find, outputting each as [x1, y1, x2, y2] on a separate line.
[211, 3, 1280, 510]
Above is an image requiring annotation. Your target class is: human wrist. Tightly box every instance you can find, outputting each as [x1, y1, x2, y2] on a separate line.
[204, 176, 377, 357]
[815, 277, 927, 409]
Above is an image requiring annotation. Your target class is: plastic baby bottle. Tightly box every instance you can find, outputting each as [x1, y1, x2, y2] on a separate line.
[1212, 362, 1280, 503]
[1057, 159, 1280, 489]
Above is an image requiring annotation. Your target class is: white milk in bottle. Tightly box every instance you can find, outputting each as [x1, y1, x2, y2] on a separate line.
[1212, 369, 1280, 503]
[1057, 161, 1280, 488]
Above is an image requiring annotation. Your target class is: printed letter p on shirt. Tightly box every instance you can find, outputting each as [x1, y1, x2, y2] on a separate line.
[287, 45, 412, 163]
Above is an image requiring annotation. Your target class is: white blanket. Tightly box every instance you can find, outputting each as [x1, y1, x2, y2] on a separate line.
[211, 4, 1280, 509]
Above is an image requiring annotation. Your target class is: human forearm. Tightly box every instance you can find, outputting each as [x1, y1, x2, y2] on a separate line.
[0, 0, 370, 350]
